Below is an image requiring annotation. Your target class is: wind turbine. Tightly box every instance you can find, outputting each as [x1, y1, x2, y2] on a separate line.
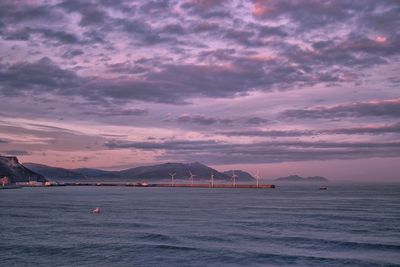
[254, 170, 260, 188]
[189, 171, 196, 186]
[231, 170, 238, 187]
[169, 172, 176, 186]
[210, 172, 215, 187]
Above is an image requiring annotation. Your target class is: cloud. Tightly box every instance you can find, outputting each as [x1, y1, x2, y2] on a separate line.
[219, 123, 400, 137]
[244, 117, 269, 125]
[33, 28, 79, 44]
[0, 57, 81, 97]
[106, 61, 150, 74]
[140, 1, 171, 14]
[176, 114, 270, 126]
[191, 22, 220, 33]
[219, 129, 313, 137]
[224, 28, 260, 47]
[2, 26, 84, 46]
[181, 0, 231, 18]
[62, 49, 84, 59]
[1, 150, 30, 156]
[1, 0, 399, 106]
[105, 139, 221, 150]
[82, 108, 149, 117]
[1, 57, 274, 104]
[104, 139, 400, 164]
[178, 114, 218, 125]
[327, 124, 400, 135]
[111, 17, 180, 46]
[0, 58, 181, 104]
[58, 0, 108, 26]
[1, 0, 400, 170]
[0, 121, 108, 153]
[0, 1, 62, 24]
[162, 24, 186, 35]
[258, 25, 288, 38]
[249, 1, 400, 73]
[281, 99, 400, 119]
[251, 1, 398, 31]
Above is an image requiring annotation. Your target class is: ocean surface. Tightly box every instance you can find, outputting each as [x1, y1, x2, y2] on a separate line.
[1, 183, 399, 267]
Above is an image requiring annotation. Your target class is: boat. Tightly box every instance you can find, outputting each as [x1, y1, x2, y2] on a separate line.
[91, 207, 101, 213]
[319, 187, 328, 190]
[135, 182, 156, 187]
[44, 181, 58, 187]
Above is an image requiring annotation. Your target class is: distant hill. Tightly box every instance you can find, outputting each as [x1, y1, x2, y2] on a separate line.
[72, 168, 120, 179]
[13, 159, 329, 184]
[0, 156, 46, 183]
[119, 162, 229, 181]
[275, 175, 328, 182]
[223, 170, 255, 181]
[24, 161, 250, 182]
[25, 163, 85, 180]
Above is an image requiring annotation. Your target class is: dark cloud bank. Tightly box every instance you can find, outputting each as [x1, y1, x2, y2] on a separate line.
[0, 0, 399, 105]
[105, 139, 400, 165]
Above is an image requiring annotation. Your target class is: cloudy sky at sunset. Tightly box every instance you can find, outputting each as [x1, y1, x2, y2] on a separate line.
[1, 0, 399, 180]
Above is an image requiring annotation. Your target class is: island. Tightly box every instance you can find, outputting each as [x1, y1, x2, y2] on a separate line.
[274, 175, 329, 182]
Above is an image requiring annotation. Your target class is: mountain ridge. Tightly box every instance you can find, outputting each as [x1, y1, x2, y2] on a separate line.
[0, 156, 46, 183]
[21, 161, 328, 183]
[274, 175, 329, 182]
[25, 162, 233, 182]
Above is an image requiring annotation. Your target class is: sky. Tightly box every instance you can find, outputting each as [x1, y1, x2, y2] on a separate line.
[0, 0, 399, 181]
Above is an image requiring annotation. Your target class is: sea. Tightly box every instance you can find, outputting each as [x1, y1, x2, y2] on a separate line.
[1, 183, 399, 267]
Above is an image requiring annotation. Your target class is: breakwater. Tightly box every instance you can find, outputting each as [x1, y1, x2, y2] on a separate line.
[61, 182, 275, 189]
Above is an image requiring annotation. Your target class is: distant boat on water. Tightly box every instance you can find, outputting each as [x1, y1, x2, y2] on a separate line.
[91, 207, 101, 214]
[319, 187, 328, 190]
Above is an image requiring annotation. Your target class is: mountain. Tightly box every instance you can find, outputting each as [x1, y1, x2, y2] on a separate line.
[23, 161, 238, 182]
[0, 156, 46, 183]
[25, 163, 85, 180]
[223, 170, 255, 181]
[275, 175, 328, 182]
[25, 164, 121, 180]
[72, 168, 120, 179]
[15, 160, 329, 184]
[119, 162, 229, 181]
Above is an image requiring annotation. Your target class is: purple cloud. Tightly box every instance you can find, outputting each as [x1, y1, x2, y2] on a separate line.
[281, 99, 400, 119]
[0, 0, 399, 179]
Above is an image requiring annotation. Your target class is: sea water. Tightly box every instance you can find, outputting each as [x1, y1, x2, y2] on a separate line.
[1, 183, 399, 267]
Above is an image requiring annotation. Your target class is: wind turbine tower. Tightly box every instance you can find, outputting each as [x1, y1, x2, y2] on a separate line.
[210, 172, 215, 187]
[169, 172, 176, 186]
[231, 170, 238, 187]
[189, 171, 196, 186]
[254, 170, 260, 188]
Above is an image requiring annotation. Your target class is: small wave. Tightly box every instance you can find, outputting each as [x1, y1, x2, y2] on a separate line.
[186, 235, 233, 243]
[148, 244, 199, 252]
[278, 236, 400, 251]
[235, 251, 387, 267]
[137, 232, 177, 242]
